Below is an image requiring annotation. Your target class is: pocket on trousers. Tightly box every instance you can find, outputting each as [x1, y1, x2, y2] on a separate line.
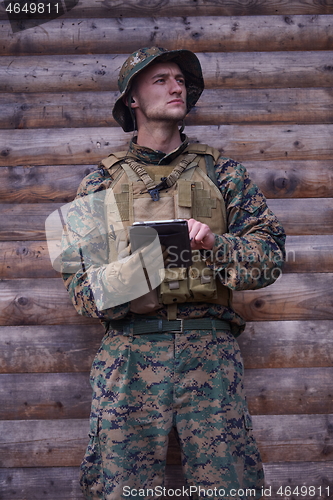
[243, 410, 253, 431]
[79, 416, 104, 499]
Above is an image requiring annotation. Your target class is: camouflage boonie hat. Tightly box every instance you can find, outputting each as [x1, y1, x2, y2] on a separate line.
[112, 46, 204, 132]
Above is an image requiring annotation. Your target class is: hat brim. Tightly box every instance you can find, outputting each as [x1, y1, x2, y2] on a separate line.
[112, 49, 204, 133]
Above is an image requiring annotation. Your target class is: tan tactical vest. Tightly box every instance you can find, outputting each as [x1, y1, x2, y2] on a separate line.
[100, 143, 232, 317]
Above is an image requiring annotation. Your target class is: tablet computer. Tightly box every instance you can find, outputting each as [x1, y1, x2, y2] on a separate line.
[129, 219, 192, 268]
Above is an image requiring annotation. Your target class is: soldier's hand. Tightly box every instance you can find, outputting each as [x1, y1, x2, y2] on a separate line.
[187, 218, 215, 250]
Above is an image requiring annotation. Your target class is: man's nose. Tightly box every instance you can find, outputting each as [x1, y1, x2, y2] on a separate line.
[170, 78, 183, 93]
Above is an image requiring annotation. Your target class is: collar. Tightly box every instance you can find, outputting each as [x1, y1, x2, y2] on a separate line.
[128, 134, 189, 165]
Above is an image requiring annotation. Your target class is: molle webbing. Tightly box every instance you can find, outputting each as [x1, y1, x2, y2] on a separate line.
[124, 154, 197, 200]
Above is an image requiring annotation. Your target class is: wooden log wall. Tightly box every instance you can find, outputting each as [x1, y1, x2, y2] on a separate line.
[0, 1, 333, 498]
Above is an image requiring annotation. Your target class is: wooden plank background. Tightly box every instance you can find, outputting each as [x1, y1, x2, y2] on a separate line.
[0, 1, 332, 498]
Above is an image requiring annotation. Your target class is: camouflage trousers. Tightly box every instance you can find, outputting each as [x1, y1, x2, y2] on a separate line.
[80, 327, 264, 499]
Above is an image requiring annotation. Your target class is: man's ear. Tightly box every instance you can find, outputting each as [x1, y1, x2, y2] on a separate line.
[123, 94, 138, 108]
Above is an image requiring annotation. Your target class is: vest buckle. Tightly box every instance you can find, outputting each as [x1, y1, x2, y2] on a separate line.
[148, 187, 160, 201]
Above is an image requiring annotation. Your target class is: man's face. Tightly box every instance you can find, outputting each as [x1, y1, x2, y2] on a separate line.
[130, 61, 187, 125]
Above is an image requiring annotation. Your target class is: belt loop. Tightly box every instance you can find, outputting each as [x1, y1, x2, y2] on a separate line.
[211, 319, 217, 339]
[158, 319, 163, 333]
[123, 321, 134, 340]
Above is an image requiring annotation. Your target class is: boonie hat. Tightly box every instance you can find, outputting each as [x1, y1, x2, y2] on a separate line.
[112, 46, 204, 132]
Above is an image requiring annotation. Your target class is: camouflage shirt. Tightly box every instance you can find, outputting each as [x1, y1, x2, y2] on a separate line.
[62, 135, 285, 336]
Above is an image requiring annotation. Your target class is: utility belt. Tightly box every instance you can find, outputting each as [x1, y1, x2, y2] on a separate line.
[108, 317, 231, 336]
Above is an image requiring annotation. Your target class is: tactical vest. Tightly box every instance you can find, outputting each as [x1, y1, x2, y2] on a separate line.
[100, 143, 232, 317]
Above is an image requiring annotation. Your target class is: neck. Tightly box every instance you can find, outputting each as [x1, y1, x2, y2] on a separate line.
[136, 122, 183, 154]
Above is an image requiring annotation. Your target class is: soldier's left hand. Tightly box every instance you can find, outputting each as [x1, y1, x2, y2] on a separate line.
[187, 218, 215, 250]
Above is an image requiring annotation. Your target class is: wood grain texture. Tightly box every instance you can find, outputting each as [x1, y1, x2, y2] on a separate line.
[253, 414, 333, 462]
[0, 164, 95, 203]
[1, 52, 332, 93]
[1, 316, 333, 375]
[233, 272, 333, 322]
[0, 324, 104, 374]
[1, 124, 333, 167]
[0, 463, 332, 500]
[1, 15, 333, 56]
[1, 319, 332, 374]
[1, 0, 333, 19]
[244, 367, 333, 415]
[1, 0, 333, 495]
[1, 414, 332, 467]
[2, 88, 333, 130]
[238, 319, 333, 369]
[0, 373, 92, 420]
[1, 160, 332, 203]
[283, 235, 333, 273]
[245, 161, 333, 199]
[1, 198, 332, 242]
[0, 367, 332, 420]
[266, 198, 333, 235]
[2, 235, 332, 279]
[0, 277, 95, 326]
[0, 273, 332, 326]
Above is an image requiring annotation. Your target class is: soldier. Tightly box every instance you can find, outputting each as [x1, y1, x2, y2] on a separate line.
[62, 47, 286, 499]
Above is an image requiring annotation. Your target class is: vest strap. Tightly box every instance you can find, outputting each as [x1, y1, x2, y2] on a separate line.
[123, 154, 197, 201]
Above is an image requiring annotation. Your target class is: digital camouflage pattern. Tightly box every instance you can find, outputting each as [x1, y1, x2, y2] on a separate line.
[62, 135, 286, 499]
[80, 329, 264, 500]
[112, 47, 204, 132]
[63, 135, 286, 336]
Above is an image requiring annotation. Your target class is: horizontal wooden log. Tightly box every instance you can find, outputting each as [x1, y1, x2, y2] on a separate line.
[2, 87, 333, 131]
[1, 159, 332, 204]
[238, 319, 333, 369]
[0, 373, 92, 420]
[244, 367, 333, 415]
[253, 414, 333, 462]
[1, 235, 333, 280]
[1, 197, 332, 243]
[233, 272, 333, 322]
[0, 366, 332, 420]
[1, 15, 333, 56]
[0, 419, 89, 467]
[263, 462, 333, 499]
[1, 51, 332, 94]
[1, 124, 333, 167]
[1, 319, 332, 374]
[245, 160, 333, 199]
[0, 324, 104, 374]
[1, 413, 333, 468]
[0, 467, 86, 500]
[0, 272, 332, 326]
[1, 0, 333, 19]
[0, 277, 95, 326]
[0, 240, 65, 278]
[283, 235, 333, 273]
[0, 164, 95, 203]
[0, 463, 332, 500]
[267, 198, 333, 236]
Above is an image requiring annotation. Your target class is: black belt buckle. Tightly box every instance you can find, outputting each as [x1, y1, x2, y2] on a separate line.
[169, 319, 184, 334]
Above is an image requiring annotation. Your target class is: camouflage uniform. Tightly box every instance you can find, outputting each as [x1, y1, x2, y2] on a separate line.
[62, 135, 285, 500]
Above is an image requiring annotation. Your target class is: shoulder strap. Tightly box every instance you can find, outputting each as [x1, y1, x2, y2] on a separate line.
[185, 143, 220, 161]
[204, 154, 219, 188]
[185, 143, 221, 187]
[100, 150, 128, 169]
